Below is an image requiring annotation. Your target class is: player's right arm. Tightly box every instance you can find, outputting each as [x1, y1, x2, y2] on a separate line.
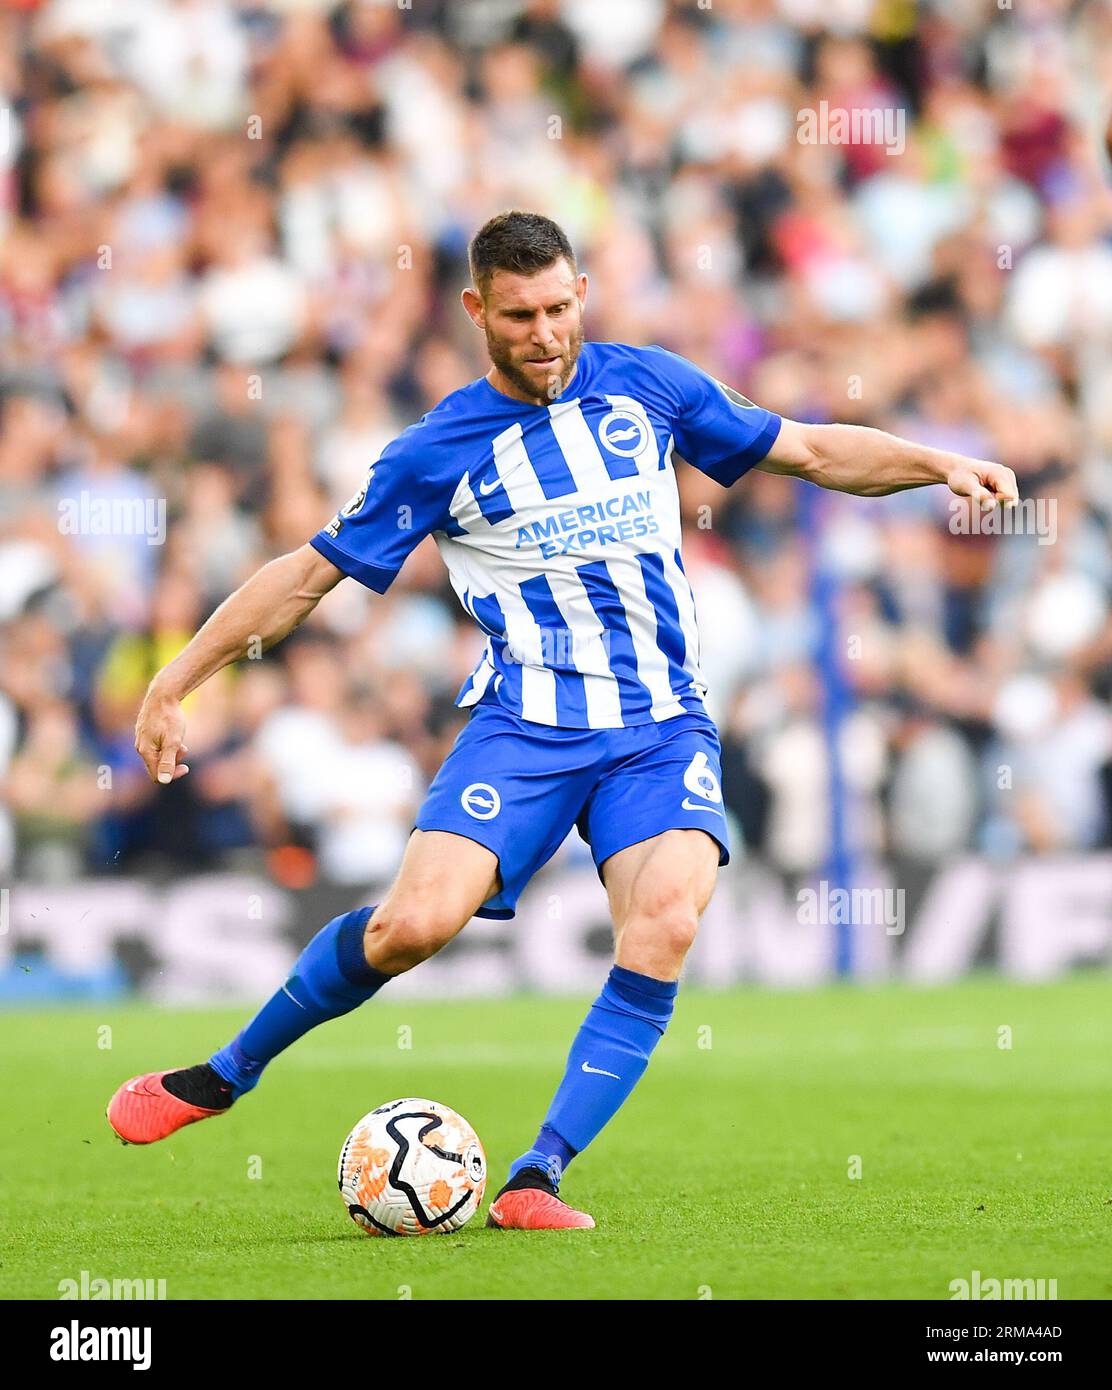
[135, 544, 345, 784]
[138, 412, 456, 786]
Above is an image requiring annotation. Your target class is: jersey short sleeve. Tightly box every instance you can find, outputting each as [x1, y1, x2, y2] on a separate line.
[645, 346, 782, 487]
[309, 420, 456, 593]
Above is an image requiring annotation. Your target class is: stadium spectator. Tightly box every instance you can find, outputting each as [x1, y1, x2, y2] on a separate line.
[0, 0, 1109, 891]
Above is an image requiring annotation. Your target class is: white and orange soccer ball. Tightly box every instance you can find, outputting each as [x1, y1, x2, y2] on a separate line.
[338, 1098, 487, 1236]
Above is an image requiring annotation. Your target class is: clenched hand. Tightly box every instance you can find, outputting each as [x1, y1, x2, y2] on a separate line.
[134, 684, 190, 785]
[946, 460, 1019, 510]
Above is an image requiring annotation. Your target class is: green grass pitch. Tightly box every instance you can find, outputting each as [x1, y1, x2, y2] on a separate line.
[3, 974, 1110, 1300]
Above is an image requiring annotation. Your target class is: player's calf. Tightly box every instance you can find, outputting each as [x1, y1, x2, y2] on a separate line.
[495, 831, 716, 1209]
[108, 903, 395, 1145]
[107, 905, 391, 1144]
[105, 834, 499, 1146]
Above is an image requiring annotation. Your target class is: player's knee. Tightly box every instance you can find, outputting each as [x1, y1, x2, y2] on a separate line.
[623, 886, 700, 967]
[363, 898, 460, 973]
[654, 913, 700, 965]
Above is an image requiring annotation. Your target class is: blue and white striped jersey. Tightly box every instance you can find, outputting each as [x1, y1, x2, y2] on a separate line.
[310, 341, 782, 728]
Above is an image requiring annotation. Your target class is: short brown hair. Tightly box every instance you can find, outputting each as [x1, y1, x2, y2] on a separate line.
[468, 211, 576, 295]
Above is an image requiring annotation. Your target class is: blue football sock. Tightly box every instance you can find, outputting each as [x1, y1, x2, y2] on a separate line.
[209, 906, 389, 1099]
[508, 965, 678, 1186]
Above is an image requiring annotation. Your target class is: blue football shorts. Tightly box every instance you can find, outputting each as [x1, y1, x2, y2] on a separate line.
[414, 702, 730, 919]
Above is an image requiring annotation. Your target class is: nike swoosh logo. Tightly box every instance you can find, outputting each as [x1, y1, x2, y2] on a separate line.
[126, 1079, 154, 1095]
[477, 476, 502, 495]
[282, 983, 307, 1010]
[681, 798, 720, 813]
[581, 1062, 621, 1080]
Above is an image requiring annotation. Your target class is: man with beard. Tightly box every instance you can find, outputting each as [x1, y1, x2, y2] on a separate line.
[109, 211, 1018, 1230]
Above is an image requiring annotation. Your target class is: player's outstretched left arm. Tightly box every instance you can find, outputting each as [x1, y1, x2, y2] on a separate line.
[759, 418, 1019, 507]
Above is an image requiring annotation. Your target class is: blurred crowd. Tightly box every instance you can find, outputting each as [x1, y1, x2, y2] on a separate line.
[2, 0, 1112, 894]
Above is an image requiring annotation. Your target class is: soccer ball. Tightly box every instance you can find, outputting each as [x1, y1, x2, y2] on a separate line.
[338, 1097, 487, 1236]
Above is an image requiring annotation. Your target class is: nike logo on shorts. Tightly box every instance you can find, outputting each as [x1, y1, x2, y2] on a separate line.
[681, 798, 720, 813]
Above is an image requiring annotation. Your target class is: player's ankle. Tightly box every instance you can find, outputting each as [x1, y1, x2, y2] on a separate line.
[161, 1063, 236, 1110]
